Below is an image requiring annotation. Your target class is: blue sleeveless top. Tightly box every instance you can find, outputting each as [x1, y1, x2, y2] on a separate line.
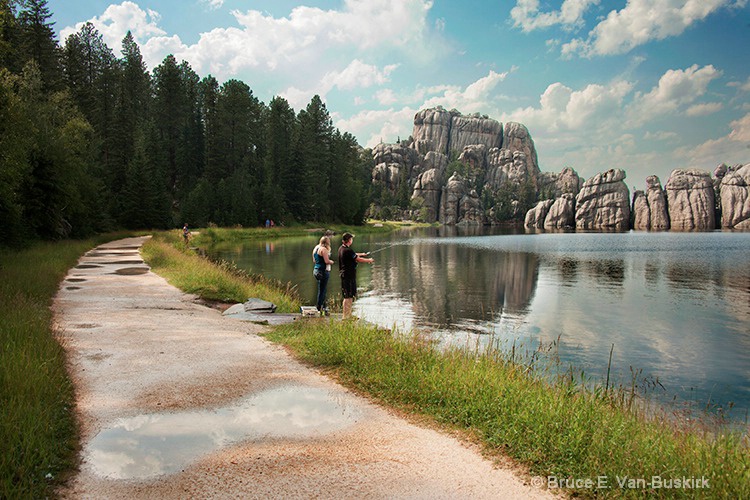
[313, 246, 326, 271]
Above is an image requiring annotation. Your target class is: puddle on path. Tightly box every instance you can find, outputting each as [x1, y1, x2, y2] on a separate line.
[114, 267, 149, 275]
[85, 385, 361, 480]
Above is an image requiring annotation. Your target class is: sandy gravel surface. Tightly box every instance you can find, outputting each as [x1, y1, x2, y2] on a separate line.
[53, 236, 553, 499]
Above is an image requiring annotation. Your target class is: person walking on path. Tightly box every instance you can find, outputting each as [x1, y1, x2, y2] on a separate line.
[338, 232, 374, 319]
[182, 224, 191, 245]
[312, 236, 334, 315]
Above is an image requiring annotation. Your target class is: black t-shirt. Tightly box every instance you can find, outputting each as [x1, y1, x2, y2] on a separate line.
[338, 244, 357, 279]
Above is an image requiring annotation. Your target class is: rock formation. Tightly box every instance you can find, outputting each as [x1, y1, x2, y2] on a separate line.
[574, 169, 630, 230]
[538, 167, 583, 198]
[524, 199, 553, 229]
[412, 168, 444, 222]
[665, 169, 715, 231]
[374, 106, 748, 230]
[632, 175, 669, 230]
[544, 193, 576, 229]
[412, 107, 503, 157]
[719, 164, 750, 228]
[439, 173, 466, 225]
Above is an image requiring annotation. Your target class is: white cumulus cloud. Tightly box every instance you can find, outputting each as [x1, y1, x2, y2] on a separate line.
[685, 102, 724, 117]
[676, 111, 750, 166]
[561, 0, 744, 57]
[60, 1, 165, 55]
[627, 64, 722, 125]
[510, 0, 600, 32]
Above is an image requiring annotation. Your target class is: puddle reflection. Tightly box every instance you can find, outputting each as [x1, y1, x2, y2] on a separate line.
[86, 386, 360, 480]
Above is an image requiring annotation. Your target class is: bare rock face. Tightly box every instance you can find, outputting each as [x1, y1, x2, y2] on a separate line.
[449, 114, 503, 155]
[719, 164, 750, 228]
[575, 169, 631, 230]
[502, 122, 540, 186]
[538, 167, 583, 198]
[633, 175, 669, 230]
[412, 108, 453, 155]
[646, 176, 670, 230]
[439, 173, 469, 225]
[544, 193, 575, 229]
[412, 168, 444, 222]
[457, 144, 488, 170]
[665, 169, 715, 231]
[524, 199, 554, 229]
[632, 191, 650, 230]
[372, 163, 402, 193]
[523, 200, 554, 229]
[458, 190, 485, 225]
[371, 142, 420, 193]
[412, 107, 503, 157]
[485, 148, 532, 191]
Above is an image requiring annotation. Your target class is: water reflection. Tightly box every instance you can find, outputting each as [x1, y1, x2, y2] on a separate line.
[369, 240, 539, 327]
[85, 386, 360, 480]
[209, 230, 750, 420]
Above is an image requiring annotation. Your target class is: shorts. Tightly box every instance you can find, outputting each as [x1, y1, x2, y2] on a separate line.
[341, 277, 357, 299]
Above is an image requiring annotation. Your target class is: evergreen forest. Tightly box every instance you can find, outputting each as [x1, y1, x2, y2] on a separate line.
[1, 0, 373, 248]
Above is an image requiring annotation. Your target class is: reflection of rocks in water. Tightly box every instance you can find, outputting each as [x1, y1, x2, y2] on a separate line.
[370, 242, 538, 325]
[664, 263, 709, 291]
[555, 257, 579, 285]
[644, 260, 661, 287]
[585, 259, 625, 288]
[717, 265, 750, 325]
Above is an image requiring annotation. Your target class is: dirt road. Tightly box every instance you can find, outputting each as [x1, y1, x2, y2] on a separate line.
[53, 236, 552, 499]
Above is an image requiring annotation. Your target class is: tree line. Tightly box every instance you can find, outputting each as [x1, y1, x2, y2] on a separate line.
[0, 0, 372, 247]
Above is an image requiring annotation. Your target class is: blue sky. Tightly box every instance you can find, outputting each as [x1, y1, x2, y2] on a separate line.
[47, 0, 750, 187]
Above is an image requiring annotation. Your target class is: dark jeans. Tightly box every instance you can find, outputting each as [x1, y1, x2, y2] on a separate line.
[314, 269, 330, 311]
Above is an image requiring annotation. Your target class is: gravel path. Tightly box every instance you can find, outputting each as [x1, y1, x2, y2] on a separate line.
[53, 236, 553, 499]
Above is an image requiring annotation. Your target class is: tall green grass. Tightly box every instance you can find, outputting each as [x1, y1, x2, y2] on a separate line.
[141, 233, 302, 313]
[265, 320, 750, 498]
[0, 233, 134, 499]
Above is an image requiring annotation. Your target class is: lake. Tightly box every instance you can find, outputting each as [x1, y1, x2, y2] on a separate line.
[208, 228, 750, 421]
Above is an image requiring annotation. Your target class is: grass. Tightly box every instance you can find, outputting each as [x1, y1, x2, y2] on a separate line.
[189, 220, 421, 244]
[264, 321, 750, 498]
[0, 232, 136, 499]
[141, 232, 302, 313]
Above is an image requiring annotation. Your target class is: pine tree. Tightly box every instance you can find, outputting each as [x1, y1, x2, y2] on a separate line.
[0, 0, 22, 73]
[110, 31, 150, 218]
[18, 0, 61, 91]
[263, 96, 296, 221]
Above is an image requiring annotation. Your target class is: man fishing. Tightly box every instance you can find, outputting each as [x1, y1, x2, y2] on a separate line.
[338, 232, 374, 319]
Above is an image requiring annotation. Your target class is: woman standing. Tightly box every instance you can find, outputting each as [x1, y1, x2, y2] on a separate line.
[312, 236, 334, 314]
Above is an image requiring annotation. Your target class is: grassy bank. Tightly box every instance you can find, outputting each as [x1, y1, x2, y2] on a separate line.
[0, 233, 135, 499]
[266, 321, 749, 498]
[141, 232, 302, 313]
[190, 220, 419, 245]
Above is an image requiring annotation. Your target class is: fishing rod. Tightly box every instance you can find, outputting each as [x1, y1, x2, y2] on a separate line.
[365, 242, 400, 255]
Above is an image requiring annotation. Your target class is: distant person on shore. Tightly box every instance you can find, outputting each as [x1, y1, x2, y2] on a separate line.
[338, 232, 374, 319]
[312, 236, 335, 315]
[182, 223, 191, 245]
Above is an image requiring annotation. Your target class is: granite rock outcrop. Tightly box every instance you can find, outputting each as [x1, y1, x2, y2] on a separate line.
[665, 169, 715, 231]
[574, 169, 630, 230]
[719, 164, 750, 228]
[632, 175, 669, 230]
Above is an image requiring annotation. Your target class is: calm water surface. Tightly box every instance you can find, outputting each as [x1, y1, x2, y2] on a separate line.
[209, 228, 750, 420]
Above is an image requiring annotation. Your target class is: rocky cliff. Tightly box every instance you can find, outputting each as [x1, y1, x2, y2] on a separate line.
[719, 164, 750, 228]
[632, 175, 669, 230]
[373, 107, 748, 230]
[372, 107, 541, 224]
[665, 169, 715, 231]
[574, 169, 630, 230]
